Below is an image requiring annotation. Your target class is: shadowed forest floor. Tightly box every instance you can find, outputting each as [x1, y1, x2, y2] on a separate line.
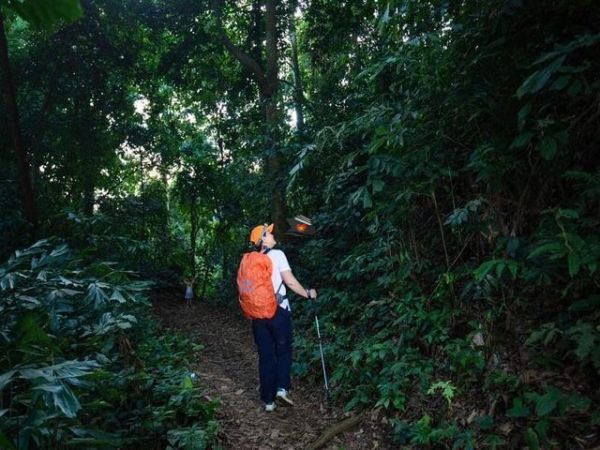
[152, 292, 390, 449]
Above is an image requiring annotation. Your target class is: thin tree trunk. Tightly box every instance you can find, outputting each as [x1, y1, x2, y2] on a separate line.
[190, 197, 198, 277]
[221, 246, 226, 281]
[200, 244, 211, 302]
[0, 9, 37, 236]
[161, 168, 170, 211]
[83, 182, 94, 216]
[290, 21, 305, 133]
[431, 190, 450, 270]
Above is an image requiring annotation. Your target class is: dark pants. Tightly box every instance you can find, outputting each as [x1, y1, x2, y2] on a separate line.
[252, 306, 293, 404]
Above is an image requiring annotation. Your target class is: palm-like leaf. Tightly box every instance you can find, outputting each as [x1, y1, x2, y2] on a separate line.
[0, 0, 82, 29]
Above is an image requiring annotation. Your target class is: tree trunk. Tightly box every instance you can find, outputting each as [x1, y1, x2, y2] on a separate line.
[212, 0, 287, 234]
[290, 20, 305, 134]
[200, 243, 211, 302]
[222, 249, 226, 282]
[264, 97, 287, 234]
[190, 196, 198, 277]
[0, 9, 37, 236]
[83, 181, 94, 216]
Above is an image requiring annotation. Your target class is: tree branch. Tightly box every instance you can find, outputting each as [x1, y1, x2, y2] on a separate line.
[211, 0, 269, 95]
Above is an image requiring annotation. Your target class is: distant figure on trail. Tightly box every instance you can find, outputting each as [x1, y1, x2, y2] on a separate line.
[237, 223, 317, 412]
[183, 275, 196, 305]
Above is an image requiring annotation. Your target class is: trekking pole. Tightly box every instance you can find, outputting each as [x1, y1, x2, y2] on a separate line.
[309, 292, 330, 395]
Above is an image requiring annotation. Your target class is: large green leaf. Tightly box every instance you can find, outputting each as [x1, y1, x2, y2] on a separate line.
[52, 382, 81, 418]
[568, 322, 595, 360]
[0, 370, 16, 390]
[506, 398, 530, 418]
[530, 389, 559, 416]
[20, 360, 99, 383]
[517, 56, 566, 98]
[1, 0, 82, 29]
[525, 428, 539, 450]
[567, 251, 581, 277]
[511, 131, 534, 148]
[538, 136, 558, 160]
[532, 33, 600, 66]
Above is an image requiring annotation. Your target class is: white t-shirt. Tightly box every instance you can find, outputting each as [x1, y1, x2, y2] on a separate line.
[266, 249, 291, 311]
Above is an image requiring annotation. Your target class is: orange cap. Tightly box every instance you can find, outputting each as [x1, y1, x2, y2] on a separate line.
[249, 223, 274, 245]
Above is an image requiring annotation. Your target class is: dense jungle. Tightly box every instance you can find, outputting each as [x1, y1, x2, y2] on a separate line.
[1, 0, 599, 448]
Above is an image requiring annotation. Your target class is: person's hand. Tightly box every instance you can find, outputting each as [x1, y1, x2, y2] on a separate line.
[306, 288, 317, 299]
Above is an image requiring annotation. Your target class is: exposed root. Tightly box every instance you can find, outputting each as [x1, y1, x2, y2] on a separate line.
[308, 412, 364, 450]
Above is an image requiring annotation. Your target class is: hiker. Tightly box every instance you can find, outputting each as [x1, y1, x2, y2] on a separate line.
[183, 275, 196, 305]
[238, 223, 317, 412]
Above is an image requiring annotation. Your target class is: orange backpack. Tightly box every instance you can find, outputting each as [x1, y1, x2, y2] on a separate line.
[237, 251, 279, 319]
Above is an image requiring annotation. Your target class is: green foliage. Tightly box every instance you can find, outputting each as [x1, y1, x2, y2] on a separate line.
[427, 381, 457, 408]
[473, 259, 519, 282]
[289, 0, 599, 447]
[0, 0, 82, 29]
[505, 386, 591, 448]
[167, 423, 220, 450]
[409, 415, 459, 447]
[0, 241, 218, 449]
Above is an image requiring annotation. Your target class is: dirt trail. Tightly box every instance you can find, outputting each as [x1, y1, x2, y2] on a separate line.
[152, 293, 388, 450]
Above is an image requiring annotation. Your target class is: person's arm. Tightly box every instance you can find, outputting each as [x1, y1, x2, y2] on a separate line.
[281, 270, 317, 299]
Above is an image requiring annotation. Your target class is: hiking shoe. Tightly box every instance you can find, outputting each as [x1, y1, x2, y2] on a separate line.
[264, 403, 276, 412]
[276, 389, 295, 406]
